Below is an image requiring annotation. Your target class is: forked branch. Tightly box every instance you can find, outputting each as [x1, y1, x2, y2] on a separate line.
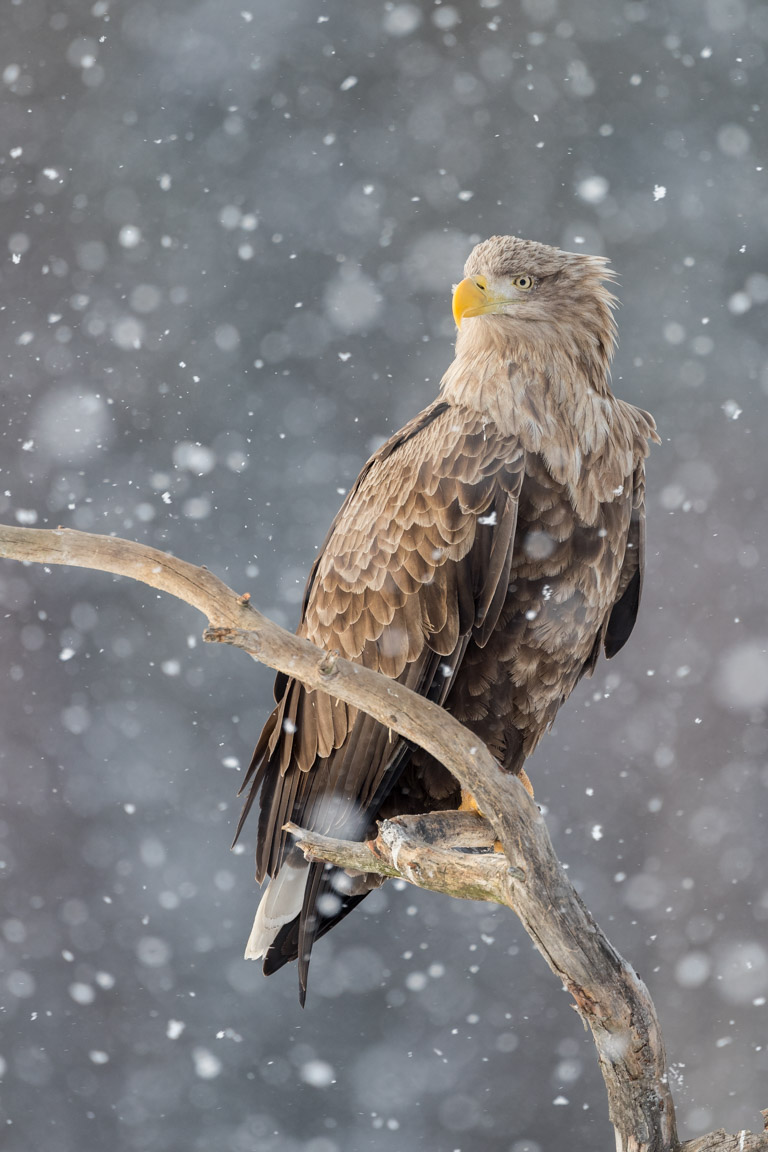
[1, 524, 765, 1152]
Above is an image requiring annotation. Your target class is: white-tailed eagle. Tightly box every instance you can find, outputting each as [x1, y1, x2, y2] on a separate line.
[237, 235, 658, 1003]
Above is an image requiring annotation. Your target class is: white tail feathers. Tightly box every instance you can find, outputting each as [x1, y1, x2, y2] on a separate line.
[244, 859, 308, 960]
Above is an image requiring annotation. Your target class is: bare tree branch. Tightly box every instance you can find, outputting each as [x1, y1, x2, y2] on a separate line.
[1, 523, 765, 1152]
[285, 811, 517, 905]
[679, 1129, 768, 1152]
[205, 627, 679, 1152]
[289, 817, 768, 1152]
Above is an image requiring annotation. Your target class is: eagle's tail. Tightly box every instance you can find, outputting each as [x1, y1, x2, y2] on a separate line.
[244, 851, 308, 964]
[244, 851, 376, 1005]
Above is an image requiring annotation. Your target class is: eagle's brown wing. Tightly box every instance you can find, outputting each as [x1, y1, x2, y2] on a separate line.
[604, 459, 647, 658]
[237, 400, 525, 991]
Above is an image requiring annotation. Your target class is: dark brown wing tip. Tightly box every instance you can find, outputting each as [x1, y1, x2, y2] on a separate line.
[604, 566, 642, 658]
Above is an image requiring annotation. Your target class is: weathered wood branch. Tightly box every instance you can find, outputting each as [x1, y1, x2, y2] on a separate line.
[679, 1126, 768, 1152]
[285, 811, 518, 905]
[1, 523, 765, 1152]
[204, 627, 678, 1152]
[289, 816, 768, 1152]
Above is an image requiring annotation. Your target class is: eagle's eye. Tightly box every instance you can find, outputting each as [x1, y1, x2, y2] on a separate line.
[512, 274, 534, 291]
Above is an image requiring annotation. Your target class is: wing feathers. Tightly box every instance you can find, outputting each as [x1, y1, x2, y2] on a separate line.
[242, 402, 526, 983]
[475, 489, 521, 645]
[313, 689, 335, 761]
[605, 464, 647, 657]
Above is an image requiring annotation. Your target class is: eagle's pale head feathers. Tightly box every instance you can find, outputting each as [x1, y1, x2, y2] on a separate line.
[453, 234, 618, 383]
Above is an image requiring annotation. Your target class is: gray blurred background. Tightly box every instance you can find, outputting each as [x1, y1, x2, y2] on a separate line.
[1, 1, 767, 1149]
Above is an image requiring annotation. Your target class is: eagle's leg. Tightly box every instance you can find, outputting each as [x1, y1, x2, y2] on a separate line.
[519, 767, 535, 799]
[459, 766, 534, 811]
[459, 767, 534, 852]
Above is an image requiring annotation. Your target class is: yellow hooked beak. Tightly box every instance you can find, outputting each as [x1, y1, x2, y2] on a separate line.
[452, 276, 512, 328]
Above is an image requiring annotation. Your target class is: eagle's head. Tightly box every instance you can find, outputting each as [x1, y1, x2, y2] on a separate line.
[452, 234, 618, 374]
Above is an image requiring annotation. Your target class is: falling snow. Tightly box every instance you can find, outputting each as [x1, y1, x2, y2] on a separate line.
[1, 3, 766, 1151]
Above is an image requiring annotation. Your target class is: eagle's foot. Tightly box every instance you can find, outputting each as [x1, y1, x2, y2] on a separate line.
[459, 768, 533, 851]
[384, 809, 496, 852]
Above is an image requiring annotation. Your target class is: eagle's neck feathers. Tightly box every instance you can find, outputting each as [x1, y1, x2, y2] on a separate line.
[441, 320, 613, 453]
[438, 305, 652, 510]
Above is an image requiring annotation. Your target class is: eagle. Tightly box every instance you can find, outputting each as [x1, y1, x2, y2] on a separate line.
[237, 234, 658, 1002]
